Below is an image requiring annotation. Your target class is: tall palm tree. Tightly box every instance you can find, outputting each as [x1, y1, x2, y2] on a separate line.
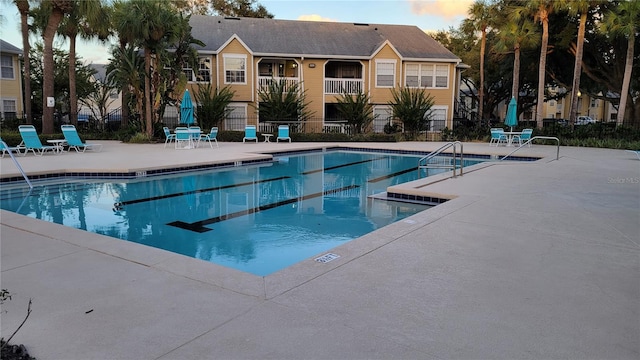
[516, 0, 565, 128]
[58, 0, 109, 125]
[38, 0, 73, 134]
[493, 10, 539, 102]
[463, 0, 494, 125]
[14, 0, 32, 124]
[601, 0, 639, 125]
[106, 45, 145, 122]
[567, 0, 603, 126]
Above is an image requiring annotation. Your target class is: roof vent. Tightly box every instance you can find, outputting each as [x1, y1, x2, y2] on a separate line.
[354, 23, 369, 26]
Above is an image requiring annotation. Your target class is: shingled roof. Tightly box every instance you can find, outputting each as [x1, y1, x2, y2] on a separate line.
[0, 39, 22, 55]
[189, 15, 460, 61]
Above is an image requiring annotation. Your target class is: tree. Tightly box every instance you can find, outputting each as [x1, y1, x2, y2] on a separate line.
[463, 0, 494, 125]
[210, 0, 273, 18]
[517, 0, 566, 128]
[37, 0, 74, 134]
[14, 0, 32, 124]
[335, 89, 376, 135]
[80, 73, 117, 125]
[601, 0, 640, 125]
[256, 79, 314, 123]
[106, 45, 145, 123]
[58, 0, 109, 126]
[193, 83, 235, 130]
[567, 1, 603, 126]
[389, 87, 435, 140]
[493, 4, 539, 102]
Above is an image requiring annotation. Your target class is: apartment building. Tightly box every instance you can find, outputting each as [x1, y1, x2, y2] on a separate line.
[0, 39, 24, 121]
[185, 16, 463, 133]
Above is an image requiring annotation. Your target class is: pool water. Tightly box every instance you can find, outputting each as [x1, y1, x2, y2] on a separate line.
[0, 151, 482, 276]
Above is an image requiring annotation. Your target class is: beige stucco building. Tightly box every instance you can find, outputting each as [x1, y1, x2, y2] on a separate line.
[0, 40, 24, 121]
[184, 16, 463, 134]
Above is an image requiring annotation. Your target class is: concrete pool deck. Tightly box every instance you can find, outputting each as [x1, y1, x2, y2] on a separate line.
[1, 141, 638, 359]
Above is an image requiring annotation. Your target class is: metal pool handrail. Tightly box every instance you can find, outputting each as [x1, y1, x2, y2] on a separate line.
[418, 141, 464, 178]
[2, 140, 33, 189]
[500, 136, 560, 161]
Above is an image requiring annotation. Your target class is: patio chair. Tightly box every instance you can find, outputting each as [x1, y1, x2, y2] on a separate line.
[163, 127, 176, 148]
[489, 128, 507, 146]
[174, 127, 192, 149]
[276, 125, 291, 143]
[18, 125, 57, 156]
[626, 150, 640, 160]
[200, 127, 219, 148]
[0, 137, 21, 157]
[61, 125, 103, 152]
[513, 128, 533, 147]
[243, 125, 258, 143]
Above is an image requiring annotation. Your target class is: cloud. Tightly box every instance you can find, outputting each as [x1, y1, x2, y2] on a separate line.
[297, 14, 338, 22]
[409, 0, 473, 20]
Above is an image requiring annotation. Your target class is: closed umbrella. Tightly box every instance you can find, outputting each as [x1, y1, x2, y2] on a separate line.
[505, 96, 518, 132]
[180, 89, 194, 126]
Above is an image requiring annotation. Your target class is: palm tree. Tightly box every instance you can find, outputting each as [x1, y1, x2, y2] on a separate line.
[14, 0, 32, 124]
[256, 79, 314, 123]
[567, 0, 602, 126]
[463, 0, 494, 125]
[335, 89, 376, 135]
[38, 0, 74, 134]
[601, 0, 639, 125]
[106, 45, 145, 123]
[58, 0, 109, 126]
[389, 87, 435, 140]
[493, 10, 539, 102]
[521, 0, 566, 128]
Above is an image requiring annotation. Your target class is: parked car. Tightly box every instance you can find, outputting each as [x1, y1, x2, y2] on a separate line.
[576, 116, 597, 125]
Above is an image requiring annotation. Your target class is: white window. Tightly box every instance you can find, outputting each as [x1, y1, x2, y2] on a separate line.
[406, 63, 449, 88]
[373, 106, 393, 133]
[1, 98, 17, 119]
[183, 57, 211, 82]
[1, 55, 14, 79]
[225, 103, 246, 130]
[375, 60, 395, 87]
[224, 55, 246, 84]
[405, 64, 419, 87]
[428, 106, 447, 131]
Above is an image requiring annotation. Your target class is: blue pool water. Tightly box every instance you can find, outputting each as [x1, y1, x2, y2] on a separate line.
[0, 150, 483, 276]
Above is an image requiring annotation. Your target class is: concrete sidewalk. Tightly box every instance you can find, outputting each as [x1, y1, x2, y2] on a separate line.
[1, 141, 638, 359]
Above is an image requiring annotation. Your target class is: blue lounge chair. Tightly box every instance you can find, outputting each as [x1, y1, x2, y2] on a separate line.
[18, 125, 57, 156]
[163, 127, 176, 148]
[276, 125, 291, 143]
[0, 137, 21, 157]
[243, 125, 258, 143]
[200, 127, 219, 148]
[61, 125, 103, 152]
[489, 128, 507, 146]
[513, 128, 533, 147]
[626, 150, 640, 160]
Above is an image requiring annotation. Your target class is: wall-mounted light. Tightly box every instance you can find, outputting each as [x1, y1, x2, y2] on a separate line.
[309, 63, 316, 68]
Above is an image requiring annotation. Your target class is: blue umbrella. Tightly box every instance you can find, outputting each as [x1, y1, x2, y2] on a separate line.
[180, 89, 194, 126]
[505, 96, 518, 132]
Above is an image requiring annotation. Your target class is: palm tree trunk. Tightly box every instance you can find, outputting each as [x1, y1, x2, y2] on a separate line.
[19, 6, 32, 124]
[69, 33, 78, 126]
[512, 43, 521, 101]
[569, 12, 587, 124]
[535, 12, 549, 129]
[617, 31, 634, 125]
[42, 9, 65, 134]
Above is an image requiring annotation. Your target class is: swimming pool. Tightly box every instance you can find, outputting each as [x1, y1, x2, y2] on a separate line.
[0, 150, 484, 276]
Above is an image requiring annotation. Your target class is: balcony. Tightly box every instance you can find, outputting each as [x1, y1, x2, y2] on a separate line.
[258, 76, 300, 92]
[324, 79, 363, 94]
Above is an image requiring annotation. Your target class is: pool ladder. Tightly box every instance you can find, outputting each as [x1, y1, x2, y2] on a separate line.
[1, 140, 33, 189]
[418, 141, 464, 178]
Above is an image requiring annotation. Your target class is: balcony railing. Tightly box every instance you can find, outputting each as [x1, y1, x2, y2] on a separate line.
[324, 79, 363, 94]
[258, 76, 300, 92]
